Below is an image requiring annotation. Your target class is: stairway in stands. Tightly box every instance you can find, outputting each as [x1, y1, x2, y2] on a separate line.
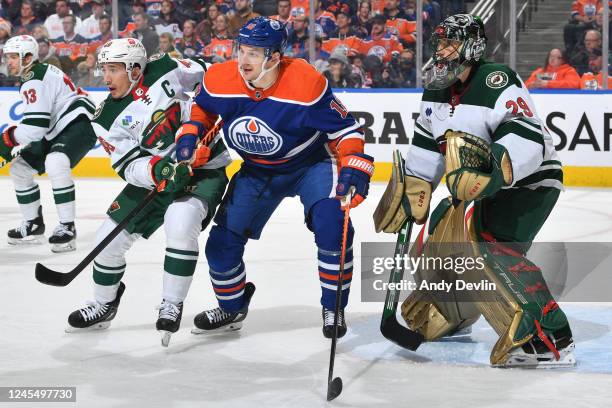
[515, 0, 571, 80]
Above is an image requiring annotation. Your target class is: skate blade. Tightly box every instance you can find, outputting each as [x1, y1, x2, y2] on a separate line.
[65, 321, 111, 333]
[159, 331, 173, 347]
[496, 345, 576, 369]
[191, 321, 243, 335]
[51, 240, 76, 253]
[8, 235, 45, 245]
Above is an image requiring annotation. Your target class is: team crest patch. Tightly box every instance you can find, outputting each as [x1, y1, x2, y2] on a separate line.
[108, 201, 120, 213]
[228, 116, 283, 155]
[270, 20, 281, 30]
[21, 71, 34, 81]
[486, 71, 508, 89]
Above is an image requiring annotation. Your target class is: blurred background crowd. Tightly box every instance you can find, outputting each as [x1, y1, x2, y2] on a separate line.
[0, 0, 609, 89]
[0, 0, 466, 88]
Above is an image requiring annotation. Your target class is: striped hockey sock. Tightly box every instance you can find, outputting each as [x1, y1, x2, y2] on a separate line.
[209, 262, 246, 312]
[163, 247, 198, 304]
[52, 184, 75, 223]
[15, 184, 41, 220]
[318, 246, 353, 310]
[93, 261, 126, 304]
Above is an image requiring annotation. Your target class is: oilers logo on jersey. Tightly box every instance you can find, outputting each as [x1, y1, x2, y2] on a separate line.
[228, 117, 283, 155]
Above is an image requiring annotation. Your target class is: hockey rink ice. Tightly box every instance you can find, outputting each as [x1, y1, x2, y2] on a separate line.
[1, 177, 611, 408]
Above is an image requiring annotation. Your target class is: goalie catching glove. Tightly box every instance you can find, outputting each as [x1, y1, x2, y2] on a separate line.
[444, 130, 513, 201]
[149, 156, 191, 192]
[175, 121, 211, 167]
[0, 126, 18, 163]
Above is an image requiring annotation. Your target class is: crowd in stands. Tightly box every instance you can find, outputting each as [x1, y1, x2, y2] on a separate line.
[528, 0, 612, 90]
[0, 0, 466, 88]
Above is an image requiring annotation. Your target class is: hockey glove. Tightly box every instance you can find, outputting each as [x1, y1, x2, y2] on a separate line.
[176, 121, 212, 168]
[0, 126, 18, 163]
[336, 153, 375, 208]
[149, 156, 191, 193]
[448, 143, 513, 201]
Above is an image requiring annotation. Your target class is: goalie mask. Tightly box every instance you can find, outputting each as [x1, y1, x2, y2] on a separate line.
[424, 14, 486, 90]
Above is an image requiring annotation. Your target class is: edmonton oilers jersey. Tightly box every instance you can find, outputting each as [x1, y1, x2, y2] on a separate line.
[193, 57, 364, 172]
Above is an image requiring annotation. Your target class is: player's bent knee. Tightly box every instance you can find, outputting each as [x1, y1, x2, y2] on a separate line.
[94, 218, 138, 266]
[9, 156, 36, 182]
[44, 152, 71, 176]
[164, 196, 208, 247]
[205, 225, 247, 271]
[310, 199, 354, 251]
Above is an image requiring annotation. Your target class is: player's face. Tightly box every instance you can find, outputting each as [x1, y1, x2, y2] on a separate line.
[101, 62, 130, 99]
[6, 54, 22, 76]
[237, 44, 267, 80]
[435, 38, 462, 61]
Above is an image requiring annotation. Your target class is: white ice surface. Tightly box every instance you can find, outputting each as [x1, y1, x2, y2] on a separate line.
[0, 178, 611, 408]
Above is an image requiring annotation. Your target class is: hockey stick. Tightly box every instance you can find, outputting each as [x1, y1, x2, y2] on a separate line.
[379, 218, 425, 350]
[35, 123, 223, 287]
[326, 191, 353, 402]
[35, 185, 162, 286]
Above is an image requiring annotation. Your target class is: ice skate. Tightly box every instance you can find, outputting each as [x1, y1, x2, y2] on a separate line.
[322, 307, 347, 339]
[66, 282, 125, 332]
[156, 300, 183, 347]
[192, 282, 255, 334]
[497, 325, 576, 368]
[7, 206, 45, 245]
[49, 222, 76, 253]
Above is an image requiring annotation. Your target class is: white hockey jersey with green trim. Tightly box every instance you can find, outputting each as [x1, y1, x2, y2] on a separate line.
[91, 54, 230, 189]
[12, 63, 96, 145]
[406, 61, 562, 191]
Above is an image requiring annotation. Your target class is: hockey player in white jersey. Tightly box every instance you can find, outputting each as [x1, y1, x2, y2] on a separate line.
[65, 38, 231, 346]
[376, 14, 575, 368]
[0, 35, 97, 252]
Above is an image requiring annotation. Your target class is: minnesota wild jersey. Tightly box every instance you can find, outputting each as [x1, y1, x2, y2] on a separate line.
[92, 54, 231, 188]
[12, 63, 96, 145]
[407, 61, 562, 191]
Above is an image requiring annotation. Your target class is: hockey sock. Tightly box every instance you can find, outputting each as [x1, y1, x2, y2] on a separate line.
[163, 247, 198, 304]
[209, 262, 246, 312]
[10, 157, 40, 220]
[93, 261, 125, 303]
[46, 152, 75, 223]
[318, 246, 353, 310]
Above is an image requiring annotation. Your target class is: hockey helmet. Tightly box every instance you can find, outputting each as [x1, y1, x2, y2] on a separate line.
[97, 38, 147, 93]
[3, 35, 39, 76]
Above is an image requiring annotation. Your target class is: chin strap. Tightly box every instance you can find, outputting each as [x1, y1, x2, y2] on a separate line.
[240, 56, 280, 89]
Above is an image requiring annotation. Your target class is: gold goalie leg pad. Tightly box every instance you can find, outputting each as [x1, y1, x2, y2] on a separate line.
[400, 198, 481, 340]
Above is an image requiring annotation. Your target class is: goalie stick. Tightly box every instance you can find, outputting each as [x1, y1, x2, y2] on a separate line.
[379, 216, 425, 351]
[35, 122, 223, 287]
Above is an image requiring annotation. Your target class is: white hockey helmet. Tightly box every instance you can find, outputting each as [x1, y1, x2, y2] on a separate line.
[3, 35, 39, 76]
[97, 38, 147, 93]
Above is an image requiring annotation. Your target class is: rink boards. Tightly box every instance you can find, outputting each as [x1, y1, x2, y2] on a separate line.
[0, 88, 611, 186]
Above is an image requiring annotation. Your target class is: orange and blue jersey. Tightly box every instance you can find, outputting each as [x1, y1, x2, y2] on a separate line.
[191, 57, 364, 172]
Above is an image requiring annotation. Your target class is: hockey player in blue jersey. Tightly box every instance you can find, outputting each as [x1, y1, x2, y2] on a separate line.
[175, 17, 373, 338]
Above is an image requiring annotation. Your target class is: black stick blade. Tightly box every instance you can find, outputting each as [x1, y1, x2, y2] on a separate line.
[326, 377, 343, 401]
[35, 263, 76, 287]
[380, 316, 425, 351]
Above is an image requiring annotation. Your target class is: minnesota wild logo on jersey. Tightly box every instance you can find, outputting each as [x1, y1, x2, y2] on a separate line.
[141, 102, 182, 151]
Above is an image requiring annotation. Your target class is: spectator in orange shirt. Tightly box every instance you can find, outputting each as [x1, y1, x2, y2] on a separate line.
[271, 0, 293, 25]
[329, 9, 363, 39]
[291, 0, 310, 17]
[525, 48, 581, 89]
[580, 48, 612, 89]
[384, 0, 416, 47]
[361, 14, 403, 63]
